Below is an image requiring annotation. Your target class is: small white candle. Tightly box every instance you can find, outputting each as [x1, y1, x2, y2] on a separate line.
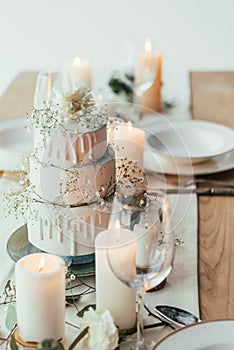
[64, 56, 91, 88]
[15, 253, 65, 342]
[95, 229, 136, 329]
[107, 122, 145, 167]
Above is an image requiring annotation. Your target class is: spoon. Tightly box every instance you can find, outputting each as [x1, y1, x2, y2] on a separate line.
[154, 305, 201, 329]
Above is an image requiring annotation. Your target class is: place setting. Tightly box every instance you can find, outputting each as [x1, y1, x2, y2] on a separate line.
[144, 118, 234, 177]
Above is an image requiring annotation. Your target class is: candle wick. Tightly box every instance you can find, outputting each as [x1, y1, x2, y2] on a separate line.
[115, 229, 121, 242]
[37, 257, 45, 273]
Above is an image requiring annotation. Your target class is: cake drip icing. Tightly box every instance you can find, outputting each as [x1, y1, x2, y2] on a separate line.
[28, 120, 116, 256]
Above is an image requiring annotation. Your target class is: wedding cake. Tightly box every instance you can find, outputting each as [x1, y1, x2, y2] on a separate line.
[27, 87, 116, 258]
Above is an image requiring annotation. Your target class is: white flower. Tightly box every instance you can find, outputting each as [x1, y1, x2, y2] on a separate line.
[28, 86, 107, 135]
[54, 86, 96, 122]
[78, 308, 119, 350]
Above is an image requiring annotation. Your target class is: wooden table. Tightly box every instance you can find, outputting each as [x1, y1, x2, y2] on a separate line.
[0, 72, 234, 321]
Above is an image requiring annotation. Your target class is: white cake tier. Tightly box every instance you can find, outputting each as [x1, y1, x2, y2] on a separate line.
[28, 202, 111, 256]
[34, 123, 107, 167]
[30, 148, 116, 206]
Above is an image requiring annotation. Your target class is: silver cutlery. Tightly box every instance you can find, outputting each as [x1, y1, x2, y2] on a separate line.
[169, 178, 234, 189]
[150, 188, 234, 196]
[154, 305, 201, 329]
[144, 304, 200, 329]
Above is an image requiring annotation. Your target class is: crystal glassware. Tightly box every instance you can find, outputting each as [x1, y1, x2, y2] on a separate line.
[119, 40, 156, 105]
[107, 191, 175, 350]
[33, 71, 62, 109]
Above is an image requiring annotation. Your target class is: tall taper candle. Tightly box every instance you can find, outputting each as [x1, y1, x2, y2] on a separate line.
[15, 253, 65, 342]
[140, 53, 162, 112]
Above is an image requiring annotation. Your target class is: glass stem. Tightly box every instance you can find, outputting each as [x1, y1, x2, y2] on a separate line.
[133, 88, 143, 120]
[136, 289, 145, 347]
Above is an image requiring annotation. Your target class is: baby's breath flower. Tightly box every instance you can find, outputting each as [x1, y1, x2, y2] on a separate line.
[28, 86, 107, 137]
[3, 184, 37, 221]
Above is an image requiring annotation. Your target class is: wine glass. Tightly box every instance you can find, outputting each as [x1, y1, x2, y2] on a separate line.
[33, 71, 62, 109]
[107, 191, 175, 350]
[119, 40, 156, 104]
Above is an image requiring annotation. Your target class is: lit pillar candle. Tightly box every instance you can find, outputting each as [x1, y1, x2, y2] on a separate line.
[64, 57, 91, 88]
[15, 253, 65, 342]
[135, 38, 155, 88]
[95, 229, 136, 329]
[140, 48, 162, 113]
[107, 122, 145, 167]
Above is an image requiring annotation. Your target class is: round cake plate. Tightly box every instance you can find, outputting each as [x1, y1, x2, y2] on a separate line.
[7, 225, 95, 277]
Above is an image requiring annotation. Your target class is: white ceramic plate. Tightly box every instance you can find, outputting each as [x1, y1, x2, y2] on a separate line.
[146, 120, 234, 165]
[0, 118, 33, 171]
[144, 147, 234, 176]
[155, 320, 234, 349]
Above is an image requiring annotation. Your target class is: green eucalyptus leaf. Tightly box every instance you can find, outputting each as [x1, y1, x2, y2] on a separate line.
[68, 326, 89, 350]
[37, 338, 65, 350]
[10, 334, 19, 350]
[77, 304, 96, 317]
[5, 304, 17, 331]
[109, 76, 133, 102]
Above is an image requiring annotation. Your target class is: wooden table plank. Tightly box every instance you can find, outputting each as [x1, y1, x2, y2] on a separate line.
[190, 71, 234, 129]
[199, 195, 234, 320]
[191, 71, 234, 320]
[0, 71, 37, 120]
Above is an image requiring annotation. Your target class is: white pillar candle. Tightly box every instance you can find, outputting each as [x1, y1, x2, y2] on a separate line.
[134, 223, 156, 266]
[64, 57, 91, 88]
[15, 253, 65, 342]
[95, 229, 136, 329]
[107, 122, 145, 167]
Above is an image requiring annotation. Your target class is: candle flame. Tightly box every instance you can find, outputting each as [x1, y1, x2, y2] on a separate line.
[37, 257, 45, 273]
[127, 121, 133, 131]
[145, 38, 152, 53]
[73, 57, 81, 66]
[97, 94, 103, 101]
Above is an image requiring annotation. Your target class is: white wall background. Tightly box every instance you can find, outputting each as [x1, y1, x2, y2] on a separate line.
[1, 0, 234, 113]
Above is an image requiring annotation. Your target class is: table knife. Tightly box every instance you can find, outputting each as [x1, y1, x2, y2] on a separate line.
[150, 188, 234, 196]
